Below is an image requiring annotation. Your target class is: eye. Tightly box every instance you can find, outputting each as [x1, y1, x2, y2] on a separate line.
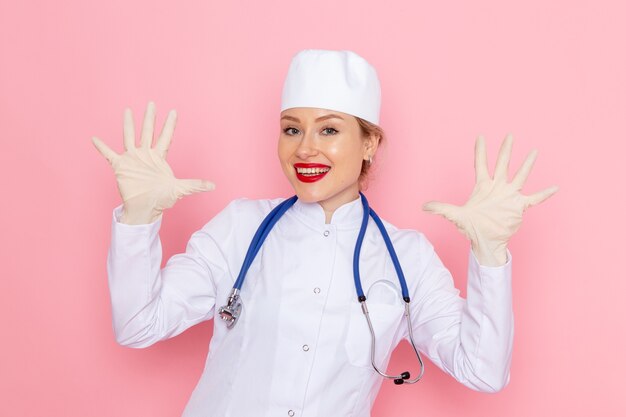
[322, 127, 338, 135]
[283, 127, 300, 136]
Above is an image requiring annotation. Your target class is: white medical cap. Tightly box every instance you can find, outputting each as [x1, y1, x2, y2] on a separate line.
[280, 49, 381, 125]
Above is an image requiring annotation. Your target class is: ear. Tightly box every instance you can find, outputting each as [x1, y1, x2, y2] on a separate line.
[363, 132, 381, 160]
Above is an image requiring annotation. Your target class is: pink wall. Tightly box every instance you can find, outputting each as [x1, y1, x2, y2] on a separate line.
[1, 0, 624, 415]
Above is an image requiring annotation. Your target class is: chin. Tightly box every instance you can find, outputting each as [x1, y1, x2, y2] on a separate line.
[292, 187, 326, 203]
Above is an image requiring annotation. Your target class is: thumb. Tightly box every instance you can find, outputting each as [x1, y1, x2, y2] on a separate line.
[422, 201, 460, 222]
[177, 178, 216, 195]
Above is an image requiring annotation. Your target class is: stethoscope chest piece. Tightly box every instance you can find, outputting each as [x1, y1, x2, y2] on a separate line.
[218, 289, 242, 328]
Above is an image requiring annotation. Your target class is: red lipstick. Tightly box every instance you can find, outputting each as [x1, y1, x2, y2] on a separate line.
[294, 163, 331, 183]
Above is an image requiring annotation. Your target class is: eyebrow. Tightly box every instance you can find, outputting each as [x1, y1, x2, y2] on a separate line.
[280, 114, 345, 122]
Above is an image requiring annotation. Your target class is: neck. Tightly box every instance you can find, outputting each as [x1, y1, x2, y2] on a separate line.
[319, 192, 361, 224]
[323, 208, 334, 224]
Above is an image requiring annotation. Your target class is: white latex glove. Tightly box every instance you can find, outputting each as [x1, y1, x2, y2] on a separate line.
[422, 134, 558, 266]
[92, 101, 215, 225]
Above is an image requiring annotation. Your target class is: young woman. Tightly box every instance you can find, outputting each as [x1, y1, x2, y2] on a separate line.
[92, 49, 557, 417]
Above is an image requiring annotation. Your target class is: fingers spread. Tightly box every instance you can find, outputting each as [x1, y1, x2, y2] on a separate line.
[494, 133, 514, 182]
[156, 109, 177, 159]
[140, 101, 157, 149]
[178, 178, 216, 195]
[91, 136, 119, 165]
[525, 185, 559, 208]
[511, 149, 538, 190]
[474, 135, 489, 183]
[123, 108, 136, 151]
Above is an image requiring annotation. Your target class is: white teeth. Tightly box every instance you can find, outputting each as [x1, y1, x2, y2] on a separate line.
[296, 166, 330, 175]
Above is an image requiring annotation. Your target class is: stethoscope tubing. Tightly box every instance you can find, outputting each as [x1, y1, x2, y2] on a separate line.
[221, 193, 425, 385]
[352, 194, 410, 301]
[368, 208, 410, 301]
[233, 196, 298, 290]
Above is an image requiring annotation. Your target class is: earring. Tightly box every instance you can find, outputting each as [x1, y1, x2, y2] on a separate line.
[367, 155, 373, 165]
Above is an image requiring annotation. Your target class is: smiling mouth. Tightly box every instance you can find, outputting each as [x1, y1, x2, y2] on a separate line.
[296, 166, 331, 175]
[294, 163, 331, 183]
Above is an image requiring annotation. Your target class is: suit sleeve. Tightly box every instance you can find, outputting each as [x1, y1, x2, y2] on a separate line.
[406, 234, 514, 392]
[106, 201, 239, 348]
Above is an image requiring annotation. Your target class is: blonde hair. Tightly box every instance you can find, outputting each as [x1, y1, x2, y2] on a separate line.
[356, 117, 385, 188]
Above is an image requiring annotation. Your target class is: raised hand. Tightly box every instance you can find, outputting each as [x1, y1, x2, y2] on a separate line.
[92, 101, 215, 225]
[422, 134, 558, 266]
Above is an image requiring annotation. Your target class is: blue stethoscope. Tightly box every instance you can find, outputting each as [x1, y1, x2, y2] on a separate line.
[218, 192, 425, 385]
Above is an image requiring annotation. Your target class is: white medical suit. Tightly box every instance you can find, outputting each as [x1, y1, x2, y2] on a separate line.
[106, 195, 513, 417]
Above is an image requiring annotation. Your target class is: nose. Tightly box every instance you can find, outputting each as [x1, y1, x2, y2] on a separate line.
[294, 130, 318, 159]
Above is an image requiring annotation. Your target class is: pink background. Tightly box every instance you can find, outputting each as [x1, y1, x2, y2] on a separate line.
[1, 0, 624, 416]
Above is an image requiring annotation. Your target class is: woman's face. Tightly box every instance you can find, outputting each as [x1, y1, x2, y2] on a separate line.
[278, 107, 377, 213]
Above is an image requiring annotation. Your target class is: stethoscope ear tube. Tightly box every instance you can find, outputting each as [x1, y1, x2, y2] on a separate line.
[399, 302, 425, 384]
[361, 300, 425, 384]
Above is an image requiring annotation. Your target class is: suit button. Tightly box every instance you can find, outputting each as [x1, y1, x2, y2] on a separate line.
[323, 230, 330, 237]
[313, 287, 321, 294]
[302, 344, 310, 352]
[288, 410, 295, 416]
